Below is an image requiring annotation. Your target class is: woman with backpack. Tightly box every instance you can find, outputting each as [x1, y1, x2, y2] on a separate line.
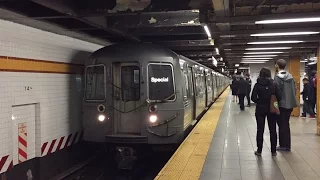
[251, 68, 282, 156]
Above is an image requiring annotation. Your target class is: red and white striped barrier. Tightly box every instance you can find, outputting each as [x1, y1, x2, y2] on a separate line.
[0, 155, 13, 174]
[41, 130, 83, 156]
[18, 123, 28, 163]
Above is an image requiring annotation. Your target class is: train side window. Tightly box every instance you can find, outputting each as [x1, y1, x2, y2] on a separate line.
[121, 66, 140, 101]
[85, 64, 106, 101]
[187, 67, 194, 97]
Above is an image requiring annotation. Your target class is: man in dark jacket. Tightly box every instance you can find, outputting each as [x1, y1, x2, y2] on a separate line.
[237, 75, 248, 111]
[274, 59, 297, 152]
[245, 74, 252, 107]
[301, 78, 315, 118]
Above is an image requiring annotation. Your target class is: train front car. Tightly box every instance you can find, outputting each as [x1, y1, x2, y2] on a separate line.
[83, 44, 185, 167]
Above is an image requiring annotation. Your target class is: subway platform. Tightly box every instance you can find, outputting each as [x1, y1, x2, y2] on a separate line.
[156, 90, 320, 180]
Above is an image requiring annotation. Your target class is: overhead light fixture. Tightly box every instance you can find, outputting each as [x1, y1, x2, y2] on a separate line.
[245, 47, 292, 50]
[251, 32, 319, 36]
[215, 48, 220, 55]
[220, 35, 236, 38]
[203, 25, 212, 39]
[244, 52, 284, 54]
[241, 61, 266, 64]
[308, 62, 317, 65]
[248, 41, 303, 45]
[300, 60, 308, 63]
[256, 17, 320, 24]
[242, 58, 273, 60]
[224, 49, 232, 51]
[243, 55, 278, 57]
[235, 64, 239, 67]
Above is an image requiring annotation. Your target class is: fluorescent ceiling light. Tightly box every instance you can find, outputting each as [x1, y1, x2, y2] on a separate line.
[243, 55, 278, 57]
[235, 64, 239, 67]
[308, 62, 317, 65]
[248, 41, 303, 45]
[251, 32, 319, 36]
[241, 61, 266, 64]
[204, 25, 212, 39]
[256, 17, 320, 24]
[242, 58, 273, 60]
[224, 49, 232, 51]
[244, 52, 284, 54]
[245, 47, 292, 50]
[300, 61, 308, 63]
[215, 48, 220, 55]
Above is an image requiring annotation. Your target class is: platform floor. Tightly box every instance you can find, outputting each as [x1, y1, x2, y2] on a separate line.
[201, 93, 320, 180]
[156, 89, 320, 180]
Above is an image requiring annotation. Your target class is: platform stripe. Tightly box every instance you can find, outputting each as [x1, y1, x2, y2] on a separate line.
[18, 136, 27, 147]
[41, 142, 48, 155]
[48, 139, 57, 154]
[64, 134, 72, 148]
[71, 132, 78, 145]
[0, 156, 8, 172]
[56, 137, 65, 151]
[155, 87, 229, 180]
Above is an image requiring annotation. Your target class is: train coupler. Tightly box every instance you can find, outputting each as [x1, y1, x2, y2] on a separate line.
[115, 147, 137, 170]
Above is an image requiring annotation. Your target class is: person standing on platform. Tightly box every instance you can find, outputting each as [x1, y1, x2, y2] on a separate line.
[251, 67, 281, 156]
[309, 71, 317, 114]
[237, 75, 248, 111]
[274, 59, 297, 152]
[301, 78, 316, 119]
[231, 75, 239, 103]
[245, 73, 252, 107]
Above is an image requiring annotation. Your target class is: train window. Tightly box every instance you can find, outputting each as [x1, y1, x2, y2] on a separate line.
[206, 73, 212, 93]
[85, 65, 106, 101]
[121, 66, 140, 101]
[195, 70, 205, 96]
[148, 63, 175, 101]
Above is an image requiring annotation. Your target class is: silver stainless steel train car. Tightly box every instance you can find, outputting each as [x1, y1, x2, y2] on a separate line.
[83, 44, 229, 146]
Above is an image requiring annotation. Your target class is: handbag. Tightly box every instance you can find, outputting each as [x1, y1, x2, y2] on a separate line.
[270, 82, 280, 115]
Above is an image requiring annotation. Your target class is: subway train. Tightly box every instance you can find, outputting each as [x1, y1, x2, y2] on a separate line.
[83, 43, 229, 149]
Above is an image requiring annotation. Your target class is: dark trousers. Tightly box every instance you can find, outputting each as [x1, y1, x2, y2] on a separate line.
[246, 91, 251, 106]
[277, 108, 293, 148]
[303, 101, 315, 116]
[238, 94, 245, 110]
[256, 112, 277, 153]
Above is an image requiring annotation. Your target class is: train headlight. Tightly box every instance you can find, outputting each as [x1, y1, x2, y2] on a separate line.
[98, 114, 106, 122]
[149, 115, 158, 123]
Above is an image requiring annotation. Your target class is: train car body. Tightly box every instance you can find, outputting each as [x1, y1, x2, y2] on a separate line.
[83, 43, 229, 147]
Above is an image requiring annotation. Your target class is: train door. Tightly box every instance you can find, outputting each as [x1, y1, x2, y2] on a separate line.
[112, 62, 141, 135]
[181, 64, 195, 128]
[206, 71, 213, 105]
[187, 66, 196, 120]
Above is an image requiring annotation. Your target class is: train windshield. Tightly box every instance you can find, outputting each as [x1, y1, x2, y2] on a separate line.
[85, 65, 106, 101]
[148, 63, 175, 101]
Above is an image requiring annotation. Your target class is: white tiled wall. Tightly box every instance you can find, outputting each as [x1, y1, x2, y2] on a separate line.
[0, 18, 104, 170]
[0, 18, 103, 64]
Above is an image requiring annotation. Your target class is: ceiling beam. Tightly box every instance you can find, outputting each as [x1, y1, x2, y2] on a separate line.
[30, 0, 140, 42]
[103, 10, 201, 29]
[222, 43, 318, 49]
[148, 39, 214, 47]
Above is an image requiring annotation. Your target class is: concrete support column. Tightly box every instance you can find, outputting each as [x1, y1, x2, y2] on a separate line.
[288, 56, 300, 117]
[317, 47, 320, 135]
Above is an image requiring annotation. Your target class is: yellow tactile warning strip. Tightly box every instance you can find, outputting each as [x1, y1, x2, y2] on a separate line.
[155, 88, 230, 180]
[0, 56, 83, 74]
